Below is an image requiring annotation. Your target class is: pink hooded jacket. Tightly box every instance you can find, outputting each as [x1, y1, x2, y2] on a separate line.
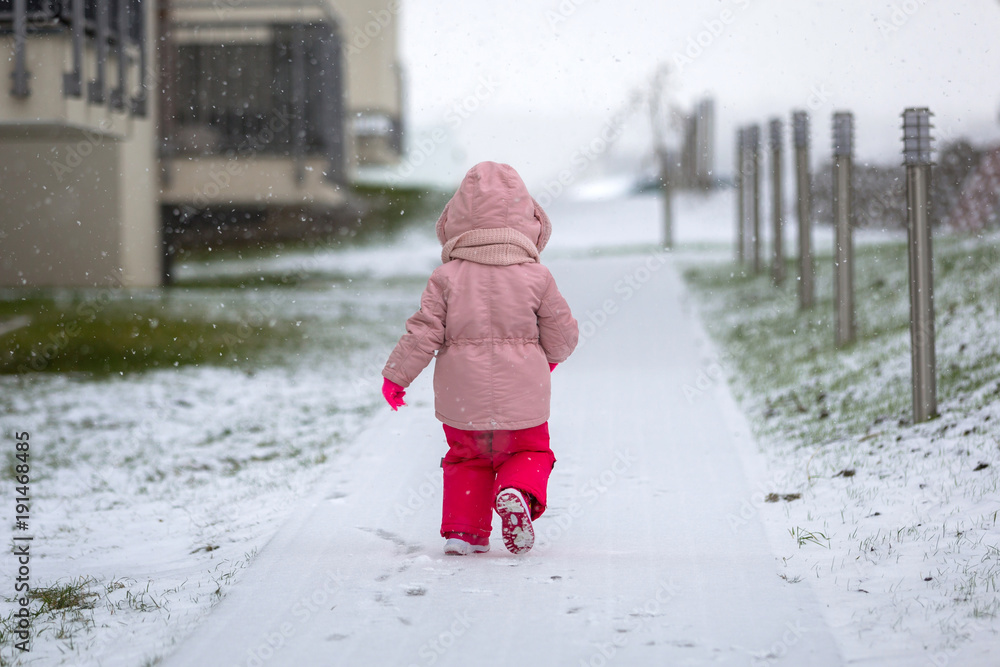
[382, 162, 579, 431]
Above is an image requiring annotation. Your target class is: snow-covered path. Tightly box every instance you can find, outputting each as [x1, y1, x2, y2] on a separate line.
[161, 247, 842, 666]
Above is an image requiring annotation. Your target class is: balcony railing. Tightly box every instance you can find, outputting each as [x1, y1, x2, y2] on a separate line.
[1, 0, 147, 115]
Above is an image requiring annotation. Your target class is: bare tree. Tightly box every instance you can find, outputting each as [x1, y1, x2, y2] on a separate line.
[643, 64, 684, 248]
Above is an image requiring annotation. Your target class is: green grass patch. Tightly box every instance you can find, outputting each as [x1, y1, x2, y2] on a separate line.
[0, 294, 305, 375]
[683, 233, 1000, 446]
[349, 183, 453, 245]
[29, 579, 99, 615]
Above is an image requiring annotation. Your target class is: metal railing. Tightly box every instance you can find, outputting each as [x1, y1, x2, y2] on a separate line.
[3, 0, 147, 115]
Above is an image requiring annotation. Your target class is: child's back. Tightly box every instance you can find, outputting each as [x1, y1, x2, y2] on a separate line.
[382, 161, 578, 554]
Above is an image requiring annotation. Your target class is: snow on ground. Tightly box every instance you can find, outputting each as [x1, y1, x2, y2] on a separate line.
[2, 184, 998, 665]
[0, 251, 433, 665]
[158, 213, 842, 667]
[677, 219, 1000, 663]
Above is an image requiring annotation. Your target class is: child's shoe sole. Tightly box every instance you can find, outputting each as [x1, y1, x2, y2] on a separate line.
[495, 488, 535, 554]
[444, 538, 490, 556]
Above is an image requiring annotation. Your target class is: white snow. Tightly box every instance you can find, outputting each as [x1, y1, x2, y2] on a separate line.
[1, 187, 998, 665]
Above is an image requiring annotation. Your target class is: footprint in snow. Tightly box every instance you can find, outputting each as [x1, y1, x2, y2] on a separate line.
[358, 527, 422, 554]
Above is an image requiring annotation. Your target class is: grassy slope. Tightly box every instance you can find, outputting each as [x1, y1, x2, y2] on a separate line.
[682, 230, 1000, 658]
[684, 233, 1000, 447]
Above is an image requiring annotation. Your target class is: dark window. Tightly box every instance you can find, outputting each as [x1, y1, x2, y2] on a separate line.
[174, 21, 345, 180]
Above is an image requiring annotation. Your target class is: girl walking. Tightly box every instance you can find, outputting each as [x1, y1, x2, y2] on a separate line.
[381, 161, 578, 555]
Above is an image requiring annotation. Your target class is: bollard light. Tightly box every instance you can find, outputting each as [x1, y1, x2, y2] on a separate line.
[745, 124, 760, 153]
[792, 111, 809, 150]
[901, 107, 937, 422]
[832, 111, 853, 157]
[769, 118, 783, 149]
[902, 108, 934, 166]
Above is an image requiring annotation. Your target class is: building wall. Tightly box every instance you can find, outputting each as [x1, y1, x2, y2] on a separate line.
[326, 0, 403, 167]
[0, 132, 122, 287]
[0, 7, 161, 288]
[327, 0, 402, 117]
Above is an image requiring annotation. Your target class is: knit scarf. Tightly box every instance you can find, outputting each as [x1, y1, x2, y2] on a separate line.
[441, 227, 540, 266]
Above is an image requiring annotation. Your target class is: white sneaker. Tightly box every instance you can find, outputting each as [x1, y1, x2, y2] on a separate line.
[495, 488, 535, 554]
[444, 538, 490, 556]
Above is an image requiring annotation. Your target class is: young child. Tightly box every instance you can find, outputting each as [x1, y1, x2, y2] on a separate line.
[381, 161, 578, 556]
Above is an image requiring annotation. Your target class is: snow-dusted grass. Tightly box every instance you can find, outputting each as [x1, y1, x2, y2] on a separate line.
[681, 230, 1000, 662]
[0, 239, 436, 666]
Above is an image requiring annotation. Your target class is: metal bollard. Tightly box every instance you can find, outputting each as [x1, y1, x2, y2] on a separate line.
[792, 111, 814, 309]
[769, 118, 785, 285]
[659, 147, 673, 250]
[736, 127, 746, 264]
[902, 108, 937, 422]
[832, 111, 856, 347]
[746, 124, 762, 273]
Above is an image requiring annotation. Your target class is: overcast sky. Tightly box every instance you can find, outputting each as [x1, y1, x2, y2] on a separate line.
[396, 0, 1000, 189]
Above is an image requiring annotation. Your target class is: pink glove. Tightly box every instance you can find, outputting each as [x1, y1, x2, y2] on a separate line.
[382, 378, 407, 411]
[549, 362, 558, 372]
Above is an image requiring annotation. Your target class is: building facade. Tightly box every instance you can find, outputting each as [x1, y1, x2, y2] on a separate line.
[1, 0, 160, 287]
[1, 0, 404, 287]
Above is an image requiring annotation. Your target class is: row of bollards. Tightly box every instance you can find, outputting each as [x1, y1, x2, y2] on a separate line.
[734, 108, 937, 423]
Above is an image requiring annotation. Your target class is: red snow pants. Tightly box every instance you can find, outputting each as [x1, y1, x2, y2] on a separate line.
[440, 422, 555, 541]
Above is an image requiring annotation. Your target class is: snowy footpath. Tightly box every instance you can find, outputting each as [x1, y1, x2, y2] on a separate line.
[161, 240, 843, 666]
